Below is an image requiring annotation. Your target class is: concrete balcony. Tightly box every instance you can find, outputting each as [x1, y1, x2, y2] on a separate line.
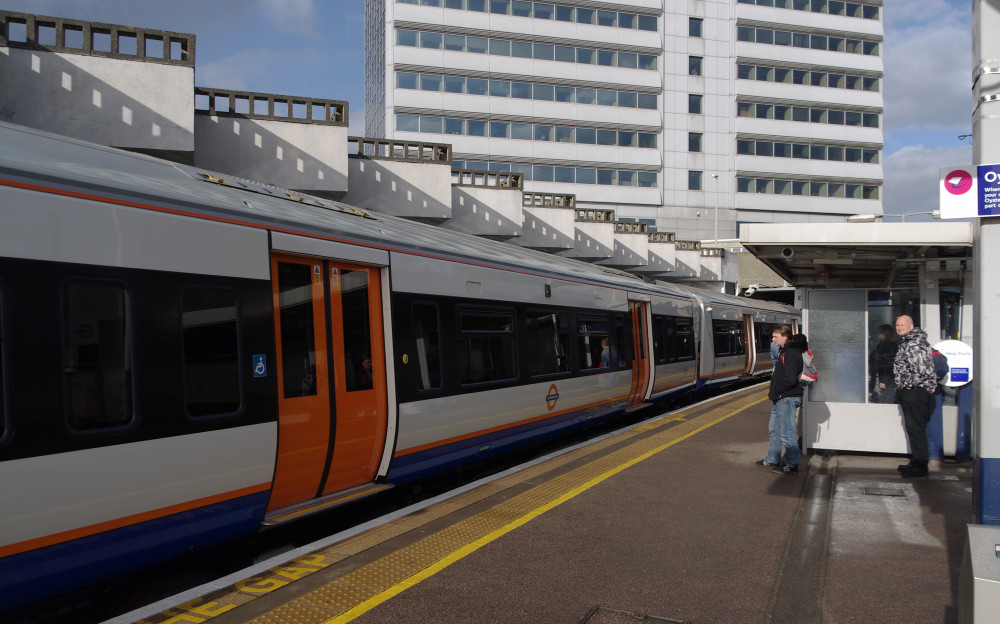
[193, 88, 348, 197]
[0, 11, 195, 155]
[342, 137, 454, 224]
[632, 231, 677, 278]
[660, 240, 702, 280]
[514, 192, 576, 252]
[597, 221, 650, 270]
[557, 208, 616, 262]
[442, 170, 524, 241]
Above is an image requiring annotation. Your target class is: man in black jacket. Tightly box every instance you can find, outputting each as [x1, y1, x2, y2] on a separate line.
[757, 325, 804, 475]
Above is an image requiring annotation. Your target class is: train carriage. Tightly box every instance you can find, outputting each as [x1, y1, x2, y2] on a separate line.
[0, 122, 799, 611]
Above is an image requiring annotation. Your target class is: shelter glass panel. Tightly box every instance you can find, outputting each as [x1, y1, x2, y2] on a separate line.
[807, 290, 866, 403]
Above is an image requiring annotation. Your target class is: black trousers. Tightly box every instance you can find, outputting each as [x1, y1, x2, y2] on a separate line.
[898, 387, 932, 463]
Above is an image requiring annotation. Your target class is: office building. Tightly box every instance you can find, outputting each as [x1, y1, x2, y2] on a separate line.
[364, 0, 884, 240]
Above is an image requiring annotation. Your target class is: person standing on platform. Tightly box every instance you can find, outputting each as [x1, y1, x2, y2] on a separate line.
[757, 324, 803, 474]
[868, 324, 898, 403]
[893, 315, 937, 478]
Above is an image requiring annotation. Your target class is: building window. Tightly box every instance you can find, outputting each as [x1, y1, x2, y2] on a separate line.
[689, 17, 703, 37]
[689, 171, 703, 191]
[689, 94, 703, 114]
[689, 132, 702, 152]
[689, 56, 703, 76]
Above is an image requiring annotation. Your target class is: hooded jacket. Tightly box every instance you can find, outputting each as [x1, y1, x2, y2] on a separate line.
[769, 334, 805, 402]
[894, 327, 937, 393]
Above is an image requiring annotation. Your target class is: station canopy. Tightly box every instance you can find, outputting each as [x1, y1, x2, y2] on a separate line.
[739, 222, 974, 289]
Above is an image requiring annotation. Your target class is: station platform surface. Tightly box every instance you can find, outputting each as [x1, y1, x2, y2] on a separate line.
[124, 384, 972, 624]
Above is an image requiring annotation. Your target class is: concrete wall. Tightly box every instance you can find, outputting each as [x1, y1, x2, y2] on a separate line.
[194, 116, 348, 194]
[0, 47, 193, 151]
[343, 157, 453, 223]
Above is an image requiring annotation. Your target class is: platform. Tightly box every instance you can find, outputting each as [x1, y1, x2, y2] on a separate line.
[119, 385, 971, 624]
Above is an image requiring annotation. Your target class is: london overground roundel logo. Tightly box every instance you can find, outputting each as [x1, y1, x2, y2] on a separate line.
[546, 384, 559, 411]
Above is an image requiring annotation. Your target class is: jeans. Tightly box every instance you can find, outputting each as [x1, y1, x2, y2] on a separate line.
[765, 396, 802, 467]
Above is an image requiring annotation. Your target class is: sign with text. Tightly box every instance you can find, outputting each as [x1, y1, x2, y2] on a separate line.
[939, 164, 1000, 218]
[979, 163, 1000, 216]
[933, 339, 972, 387]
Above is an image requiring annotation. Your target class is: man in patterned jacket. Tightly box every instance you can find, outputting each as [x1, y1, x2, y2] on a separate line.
[893, 315, 937, 478]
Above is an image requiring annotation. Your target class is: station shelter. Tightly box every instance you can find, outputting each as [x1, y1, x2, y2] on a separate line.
[740, 222, 974, 459]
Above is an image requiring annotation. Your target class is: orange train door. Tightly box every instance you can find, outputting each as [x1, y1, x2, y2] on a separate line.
[742, 314, 756, 376]
[627, 300, 653, 406]
[267, 255, 387, 511]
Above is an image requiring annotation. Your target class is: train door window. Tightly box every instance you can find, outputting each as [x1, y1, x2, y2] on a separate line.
[276, 262, 318, 398]
[524, 309, 570, 376]
[676, 318, 695, 360]
[412, 302, 442, 390]
[181, 287, 242, 417]
[340, 269, 374, 392]
[458, 309, 517, 384]
[62, 279, 135, 430]
[755, 322, 773, 352]
[577, 316, 609, 370]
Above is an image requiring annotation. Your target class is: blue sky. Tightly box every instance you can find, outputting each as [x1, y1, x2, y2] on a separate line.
[0, 0, 975, 221]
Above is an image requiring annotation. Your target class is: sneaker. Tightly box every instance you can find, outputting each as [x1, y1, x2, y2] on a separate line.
[897, 462, 911, 472]
[755, 460, 778, 468]
[773, 464, 798, 475]
[900, 465, 928, 478]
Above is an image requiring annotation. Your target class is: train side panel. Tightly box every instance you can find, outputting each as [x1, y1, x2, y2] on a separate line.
[0, 184, 278, 609]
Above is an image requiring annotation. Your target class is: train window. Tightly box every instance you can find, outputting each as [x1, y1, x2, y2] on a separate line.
[458, 309, 517, 384]
[276, 262, 318, 398]
[181, 287, 242, 417]
[524, 309, 570, 376]
[712, 320, 745, 357]
[0, 282, 6, 442]
[652, 316, 667, 364]
[676, 319, 696, 360]
[615, 314, 632, 365]
[341, 270, 374, 392]
[413, 303, 442, 390]
[62, 280, 135, 430]
[578, 316, 615, 370]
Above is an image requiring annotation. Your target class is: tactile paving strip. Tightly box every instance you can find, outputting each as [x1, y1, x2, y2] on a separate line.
[133, 388, 766, 624]
[248, 389, 767, 624]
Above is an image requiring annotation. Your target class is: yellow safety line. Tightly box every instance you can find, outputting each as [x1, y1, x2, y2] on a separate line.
[324, 392, 768, 624]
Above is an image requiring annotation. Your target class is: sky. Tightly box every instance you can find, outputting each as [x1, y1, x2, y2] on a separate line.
[0, 0, 976, 222]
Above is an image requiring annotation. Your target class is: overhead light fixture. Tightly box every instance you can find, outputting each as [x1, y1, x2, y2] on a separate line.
[846, 214, 882, 223]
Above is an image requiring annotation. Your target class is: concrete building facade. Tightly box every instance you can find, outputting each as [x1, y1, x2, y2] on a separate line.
[364, 0, 885, 240]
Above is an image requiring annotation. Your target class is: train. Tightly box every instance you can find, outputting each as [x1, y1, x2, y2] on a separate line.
[0, 121, 800, 611]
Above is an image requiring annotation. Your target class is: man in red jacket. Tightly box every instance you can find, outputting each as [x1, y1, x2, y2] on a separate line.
[756, 324, 804, 475]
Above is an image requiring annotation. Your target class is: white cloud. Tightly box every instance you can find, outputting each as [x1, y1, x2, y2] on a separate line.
[882, 144, 972, 218]
[883, 0, 972, 134]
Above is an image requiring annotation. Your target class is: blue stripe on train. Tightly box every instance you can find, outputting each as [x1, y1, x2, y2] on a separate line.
[0, 490, 269, 611]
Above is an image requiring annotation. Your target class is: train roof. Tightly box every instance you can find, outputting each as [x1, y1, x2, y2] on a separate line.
[0, 121, 796, 314]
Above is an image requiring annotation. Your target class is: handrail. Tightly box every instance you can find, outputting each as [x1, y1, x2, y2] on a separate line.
[0, 10, 194, 66]
[195, 88, 347, 125]
[452, 169, 524, 189]
[349, 136, 452, 163]
[523, 192, 575, 208]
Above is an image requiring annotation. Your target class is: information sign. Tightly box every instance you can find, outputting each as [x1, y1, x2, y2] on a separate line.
[933, 339, 973, 387]
[979, 163, 1000, 216]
